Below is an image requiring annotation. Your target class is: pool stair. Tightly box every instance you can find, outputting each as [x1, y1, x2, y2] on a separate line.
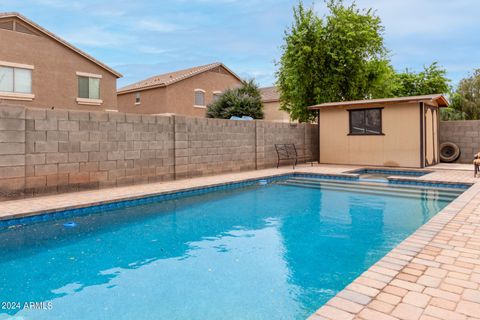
[278, 177, 463, 201]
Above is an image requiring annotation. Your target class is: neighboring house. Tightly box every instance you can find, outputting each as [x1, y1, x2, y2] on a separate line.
[259, 86, 291, 122]
[0, 12, 121, 111]
[309, 94, 448, 168]
[117, 63, 243, 116]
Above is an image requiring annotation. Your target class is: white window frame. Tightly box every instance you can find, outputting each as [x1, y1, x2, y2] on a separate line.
[0, 60, 34, 101]
[135, 92, 141, 105]
[212, 90, 222, 102]
[193, 88, 206, 108]
[76, 71, 103, 105]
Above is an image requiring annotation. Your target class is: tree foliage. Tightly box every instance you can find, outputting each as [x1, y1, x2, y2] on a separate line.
[391, 62, 450, 97]
[442, 69, 480, 120]
[277, 1, 392, 122]
[206, 80, 264, 119]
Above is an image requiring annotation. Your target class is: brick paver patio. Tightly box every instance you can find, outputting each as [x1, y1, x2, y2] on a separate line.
[0, 163, 478, 320]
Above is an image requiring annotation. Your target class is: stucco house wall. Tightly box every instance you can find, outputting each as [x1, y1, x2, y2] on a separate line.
[259, 86, 292, 123]
[0, 13, 120, 111]
[117, 87, 168, 115]
[263, 101, 290, 122]
[165, 68, 242, 117]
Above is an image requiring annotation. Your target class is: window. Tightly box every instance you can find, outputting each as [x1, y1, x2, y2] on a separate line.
[78, 76, 100, 99]
[135, 92, 141, 105]
[348, 108, 383, 135]
[213, 91, 222, 102]
[0, 66, 32, 93]
[194, 89, 205, 107]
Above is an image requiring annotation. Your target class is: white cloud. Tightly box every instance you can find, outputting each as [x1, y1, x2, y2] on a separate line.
[62, 26, 132, 48]
[137, 19, 179, 32]
[137, 46, 169, 54]
[34, 0, 85, 10]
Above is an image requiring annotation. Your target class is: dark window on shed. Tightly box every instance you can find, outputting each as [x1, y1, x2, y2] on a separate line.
[348, 108, 383, 135]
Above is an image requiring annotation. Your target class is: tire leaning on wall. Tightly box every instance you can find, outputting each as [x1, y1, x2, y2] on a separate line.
[439, 142, 461, 162]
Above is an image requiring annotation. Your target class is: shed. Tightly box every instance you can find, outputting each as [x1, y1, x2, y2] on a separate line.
[308, 94, 449, 168]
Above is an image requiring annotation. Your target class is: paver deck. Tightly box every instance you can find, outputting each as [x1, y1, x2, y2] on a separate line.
[0, 163, 479, 320]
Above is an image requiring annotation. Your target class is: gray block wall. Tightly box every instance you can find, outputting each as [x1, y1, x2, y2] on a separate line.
[0, 105, 318, 199]
[439, 121, 480, 164]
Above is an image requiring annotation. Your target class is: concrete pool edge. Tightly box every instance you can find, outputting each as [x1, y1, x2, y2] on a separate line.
[308, 179, 480, 320]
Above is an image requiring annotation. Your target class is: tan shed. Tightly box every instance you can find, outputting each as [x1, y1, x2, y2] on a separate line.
[308, 94, 449, 168]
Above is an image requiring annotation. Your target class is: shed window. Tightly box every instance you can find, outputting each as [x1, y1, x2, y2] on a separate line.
[349, 108, 382, 135]
[0, 66, 32, 93]
[78, 76, 100, 99]
[194, 89, 205, 107]
[135, 92, 141, 105]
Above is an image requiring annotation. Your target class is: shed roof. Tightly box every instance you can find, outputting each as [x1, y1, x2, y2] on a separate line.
[259, 86, 280, 102]
[0, 12, 122, 78]
[117, 62, 243, 94]
[308, 94, 449, 109]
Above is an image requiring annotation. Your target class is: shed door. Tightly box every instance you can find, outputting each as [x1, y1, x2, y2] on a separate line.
[424, 105, 439, 166]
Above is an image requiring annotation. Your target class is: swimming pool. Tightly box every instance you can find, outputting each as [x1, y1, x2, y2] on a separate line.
[0, 175, 467, 320]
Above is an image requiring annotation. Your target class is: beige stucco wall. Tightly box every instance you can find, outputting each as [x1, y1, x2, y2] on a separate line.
[117, 67, 242, 116]
[0, 18, 118, 111]
[117, 87, 167, 115]
[263, 101, 291, 122]
[319, 103, 422, 168]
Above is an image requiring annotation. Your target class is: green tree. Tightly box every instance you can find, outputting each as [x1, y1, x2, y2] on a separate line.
[206, 80, 264, 119]
[277, 1, 392, 122]
[391, 62, 450, 97]
[444, 69, 480, 120]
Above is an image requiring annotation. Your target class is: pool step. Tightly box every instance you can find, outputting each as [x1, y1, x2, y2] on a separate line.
[278, 179, 460, 201]
[289, 177, 464, 196]
[280, 181, 457, 201]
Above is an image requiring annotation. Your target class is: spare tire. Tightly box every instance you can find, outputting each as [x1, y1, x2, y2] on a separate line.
[440, 142, 461, 162]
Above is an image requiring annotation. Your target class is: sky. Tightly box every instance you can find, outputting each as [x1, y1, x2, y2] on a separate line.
[1, 0, 480, 89]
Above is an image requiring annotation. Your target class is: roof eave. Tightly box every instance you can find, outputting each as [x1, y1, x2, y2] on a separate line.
[308, 95, 449, 110]
[117, 83, 167, 95]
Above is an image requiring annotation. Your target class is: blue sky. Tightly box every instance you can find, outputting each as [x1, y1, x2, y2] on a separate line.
[2, 0, 480, 89]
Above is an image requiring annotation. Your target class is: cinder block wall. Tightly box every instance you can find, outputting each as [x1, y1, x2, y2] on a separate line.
[439, 121, 480, 163]
[0, 105, 318, 199]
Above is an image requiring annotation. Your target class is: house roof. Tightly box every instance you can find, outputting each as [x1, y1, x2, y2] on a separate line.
[117, 62, 243, 94]
[0, 12, 122, 78]
[260, 86, 280, 102]
[308, 94, 449, 109]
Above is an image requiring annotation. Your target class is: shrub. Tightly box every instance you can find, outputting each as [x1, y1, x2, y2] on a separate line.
[206, 80, 264, 119]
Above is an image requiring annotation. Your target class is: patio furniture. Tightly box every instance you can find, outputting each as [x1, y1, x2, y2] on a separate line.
[275, 144, 313, 169]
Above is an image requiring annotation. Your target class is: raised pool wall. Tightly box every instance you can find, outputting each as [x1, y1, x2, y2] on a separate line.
[0, 105, 318, 199]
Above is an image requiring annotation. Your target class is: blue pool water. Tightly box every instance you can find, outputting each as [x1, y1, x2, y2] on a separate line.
[0, 177, 464, 319]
